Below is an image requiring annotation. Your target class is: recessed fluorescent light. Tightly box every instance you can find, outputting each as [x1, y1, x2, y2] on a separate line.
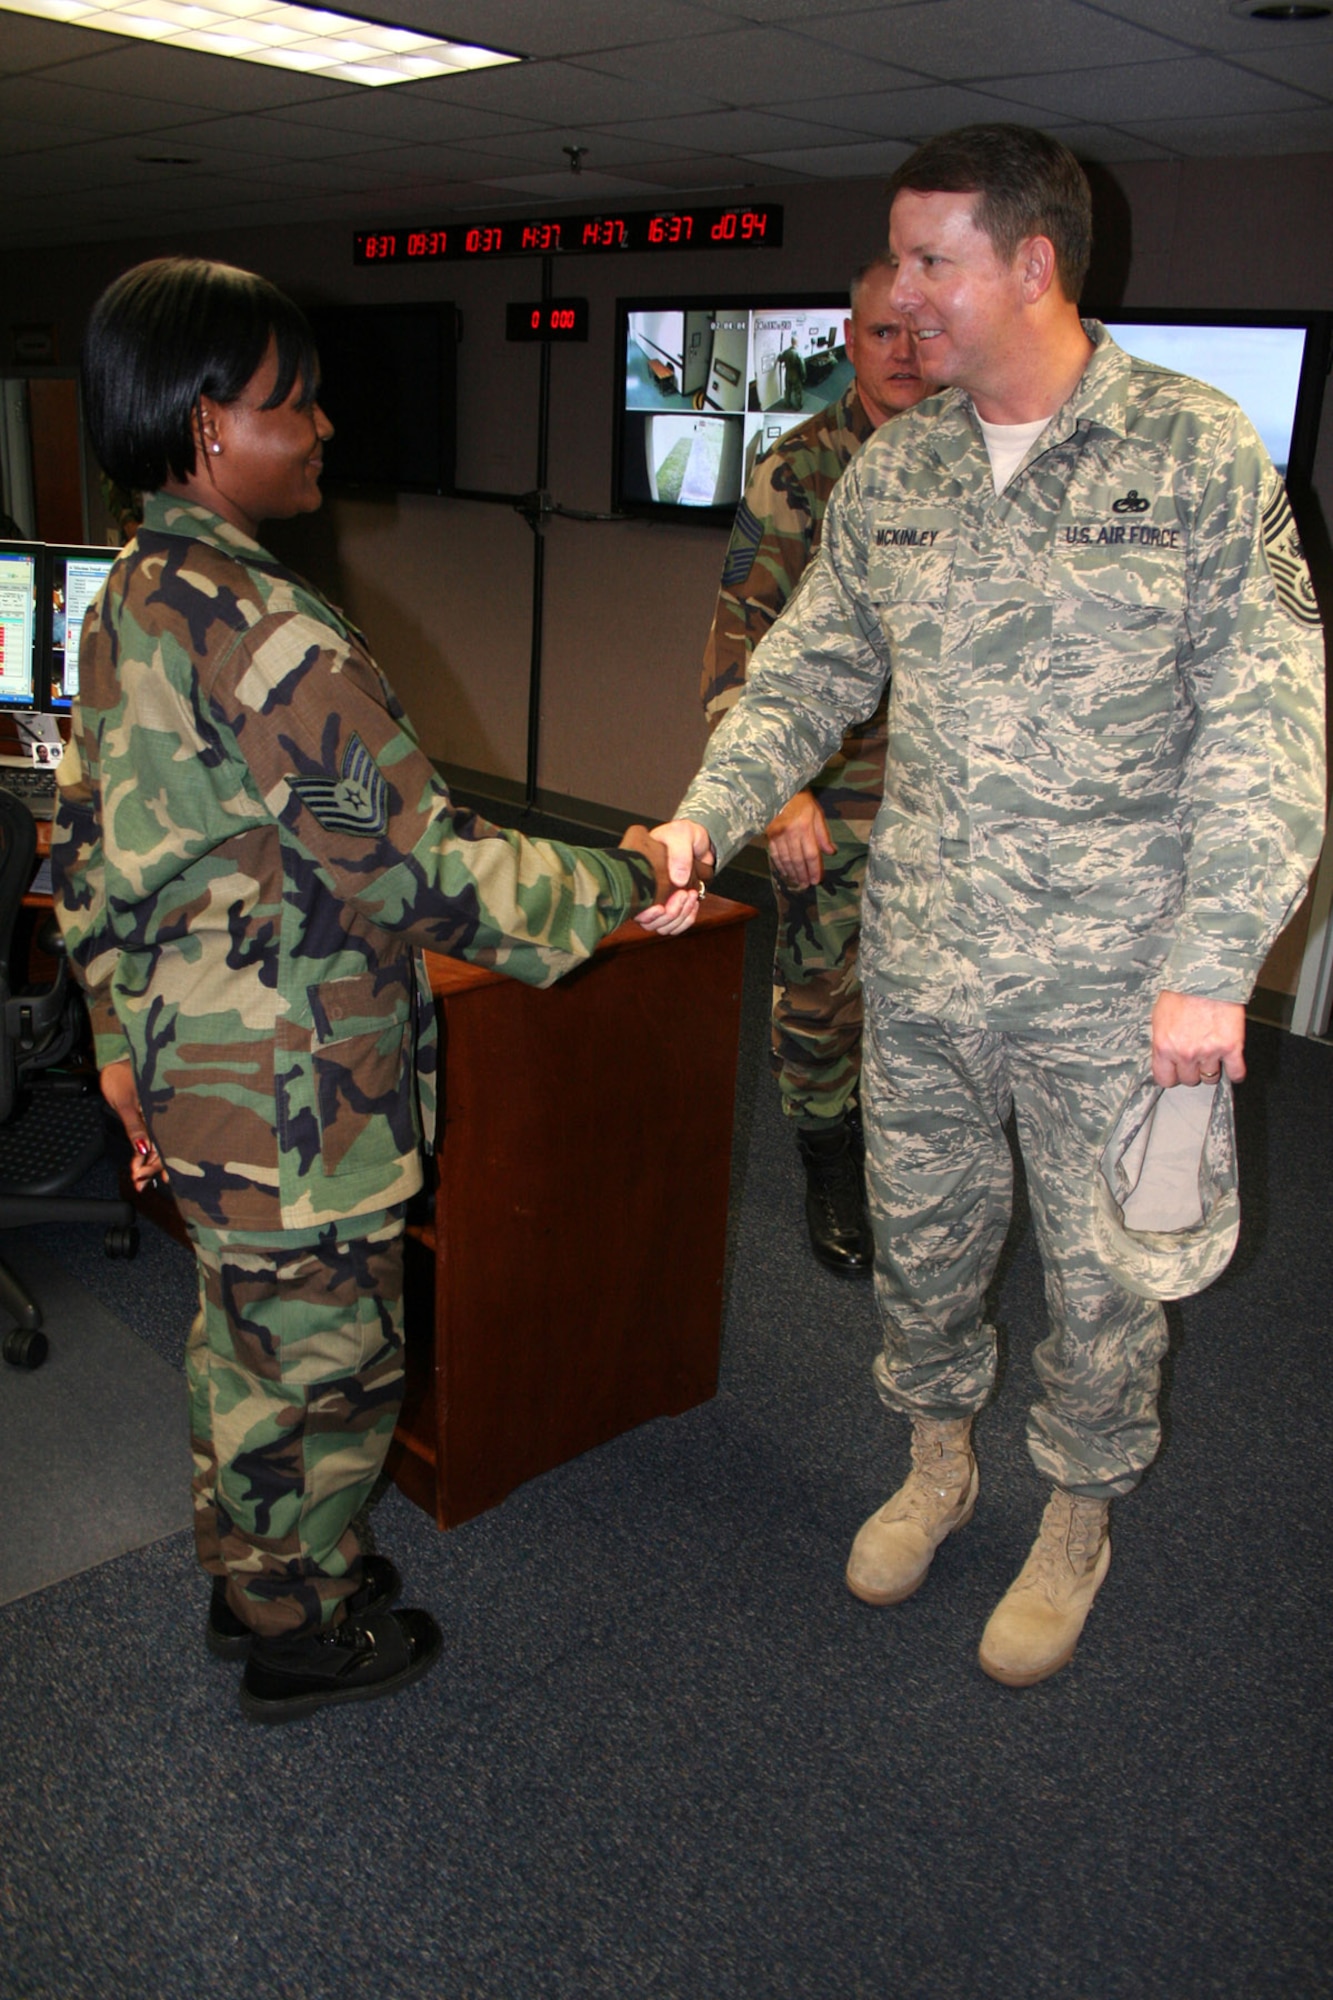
[0, 0, 523, 86]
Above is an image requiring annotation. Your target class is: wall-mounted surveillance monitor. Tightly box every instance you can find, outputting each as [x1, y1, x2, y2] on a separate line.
[0, 542, 40, 710]
[45, 546, 116, 711]
[614, 294, 851, 524]
[1105, 310, 1331, 498]
[307, 302, 458, 495]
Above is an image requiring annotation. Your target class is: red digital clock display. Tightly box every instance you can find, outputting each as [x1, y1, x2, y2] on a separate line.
[505, 299, 589, 342]
[354, 205, 782, 265]
[648, 212, 694, 246]
[581, 216, 627, 250]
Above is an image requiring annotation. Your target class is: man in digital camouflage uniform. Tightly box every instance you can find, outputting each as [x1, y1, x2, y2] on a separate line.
[655, 126, 1326, 1685]
[702, 254, 927, 1274]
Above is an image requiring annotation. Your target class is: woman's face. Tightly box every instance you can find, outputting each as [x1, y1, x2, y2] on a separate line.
[197, 336, 332, 537]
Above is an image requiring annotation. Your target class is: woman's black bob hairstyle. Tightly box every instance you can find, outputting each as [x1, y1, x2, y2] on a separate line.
[82, 256, 319, 494]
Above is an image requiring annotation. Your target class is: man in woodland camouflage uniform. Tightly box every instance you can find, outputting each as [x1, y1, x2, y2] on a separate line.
[656, 127, 1326, 1685]
[702, 255, 926, 1274]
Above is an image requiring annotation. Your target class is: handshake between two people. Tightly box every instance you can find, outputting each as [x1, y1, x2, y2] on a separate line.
[619, 819, 716, 937]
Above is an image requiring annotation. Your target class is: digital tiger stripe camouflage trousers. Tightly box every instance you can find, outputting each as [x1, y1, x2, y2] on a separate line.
[187, 1210, 406, 1640]
[770, 695, 887, 1125]
[860, 1013, 1168, 1498]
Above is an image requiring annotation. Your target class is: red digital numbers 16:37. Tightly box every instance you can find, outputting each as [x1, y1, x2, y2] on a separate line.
[648, 213, 693, 245]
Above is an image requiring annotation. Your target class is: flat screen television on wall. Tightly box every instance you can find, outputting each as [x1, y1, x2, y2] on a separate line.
[1103, 309, 1331, 503]
[306, 302, 458, 495]
[613, 294, 851, 525]
[613, 298, 1331, 527]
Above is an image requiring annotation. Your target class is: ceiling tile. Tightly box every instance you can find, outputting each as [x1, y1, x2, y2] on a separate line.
[1227, 45, 1333, 96]
[768, 81, 1080, 139]
[0, 73, 193, 136]
[746, 135, 917, 175]
[0, 154, 139, 195]
[476, 168, 667, 199]
[0, 114, 102, 157]
[340, 0, 733, 59]
[986, 55, 1323, 122]
[263, 95, 547, 144]
[1051, 120, 1176, 161]
[4, 188, 158, 230]
[321, 141, 538, 180]
[1117, 104, 1333, 154]
[335, 179, 526, 213]
[454, 130, 714, 170]
[0, 16, 131, 75]
[610, 150, 808, 185]
[145, 114, 386, 160]
[774, 81, 1076, 137]
[595, 106, 864, 150]
[0, 136, 297, 187]
[1081, 0, 1333, 53]
[810, 0, 1195, 74]
[674, 0, 934, 17]
[31, 43, 361, 113]
[578, 25, 924, 103]
[402, 60, 724, 122]
[250, 155, 399, 191]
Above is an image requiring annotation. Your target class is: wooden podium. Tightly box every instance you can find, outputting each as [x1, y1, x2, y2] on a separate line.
[385, 895, 755, 1529]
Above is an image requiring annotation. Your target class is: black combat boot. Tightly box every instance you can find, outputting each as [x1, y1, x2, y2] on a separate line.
[206, 1553, 403, 1660]
[239, 1605, 443, 1723]
[796, 1114, 872, 1275]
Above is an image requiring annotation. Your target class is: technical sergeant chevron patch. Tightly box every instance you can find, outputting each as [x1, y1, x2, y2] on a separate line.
[287, 733, 389, 836]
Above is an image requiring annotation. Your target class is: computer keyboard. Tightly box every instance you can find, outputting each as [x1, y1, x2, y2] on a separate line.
[0, 763, 58, 820]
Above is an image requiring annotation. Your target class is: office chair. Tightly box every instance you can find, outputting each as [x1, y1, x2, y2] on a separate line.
[0, 790, 137, 1371]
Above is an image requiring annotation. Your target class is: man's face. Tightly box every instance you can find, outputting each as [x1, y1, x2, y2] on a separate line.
[887, 189, 1029, 397]
[843, 268, 927, 426]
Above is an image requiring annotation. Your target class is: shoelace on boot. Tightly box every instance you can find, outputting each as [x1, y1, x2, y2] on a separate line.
[892, 1427, 972, 1524]
[1016, 1496, 1107, 1596]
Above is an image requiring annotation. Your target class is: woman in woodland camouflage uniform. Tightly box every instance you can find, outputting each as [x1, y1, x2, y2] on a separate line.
[55, 257, 695, 1724]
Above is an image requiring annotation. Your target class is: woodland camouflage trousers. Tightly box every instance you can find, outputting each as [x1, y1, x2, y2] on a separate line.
[187, 1209, 405, 1640]
[770, 691, 887, 1125]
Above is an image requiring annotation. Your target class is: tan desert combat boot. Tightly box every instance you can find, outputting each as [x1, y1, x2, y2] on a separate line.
[845, 1415, 978, 1605]
[978, 1487, 1111, 1687]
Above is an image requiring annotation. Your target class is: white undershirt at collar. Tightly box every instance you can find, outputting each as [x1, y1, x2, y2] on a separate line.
[975, 413, 1051, 493]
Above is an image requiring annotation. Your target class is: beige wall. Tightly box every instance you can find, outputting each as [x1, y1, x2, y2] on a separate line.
[7, 155, 1332, 839]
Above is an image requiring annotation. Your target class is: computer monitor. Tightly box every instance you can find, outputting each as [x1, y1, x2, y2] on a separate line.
[0, 541, 41, 710]
[45, 545, 116, 711]
[614, 294, 852, 524]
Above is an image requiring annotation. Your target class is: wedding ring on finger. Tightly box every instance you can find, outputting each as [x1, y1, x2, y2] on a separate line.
[1199, 1067, 1221, 1081]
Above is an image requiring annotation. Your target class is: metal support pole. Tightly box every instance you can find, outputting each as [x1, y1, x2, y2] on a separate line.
[522, 255, 554, 813]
